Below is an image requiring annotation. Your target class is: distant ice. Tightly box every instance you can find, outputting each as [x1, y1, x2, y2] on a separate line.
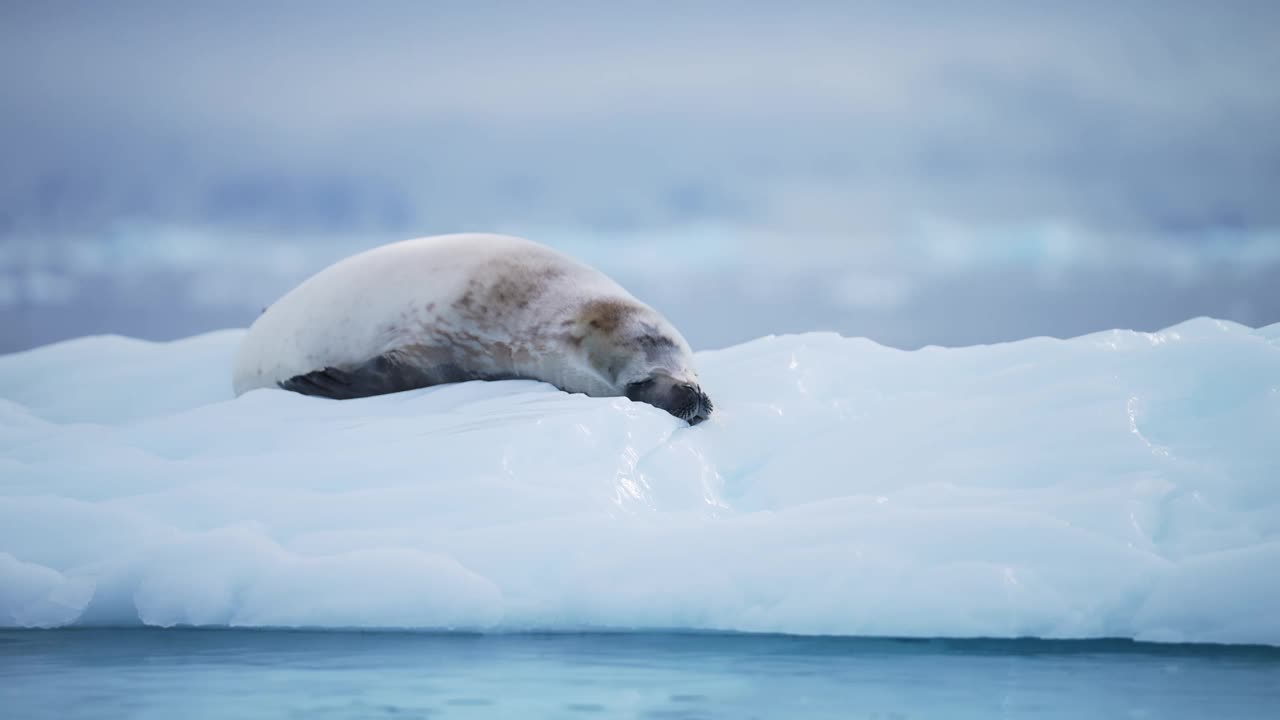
[1, 318, 1277, 645]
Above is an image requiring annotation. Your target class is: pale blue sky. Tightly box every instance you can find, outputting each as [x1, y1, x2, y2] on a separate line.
[2, 1, 1278, 351]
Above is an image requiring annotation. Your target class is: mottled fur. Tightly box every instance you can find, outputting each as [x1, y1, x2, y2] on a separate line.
[232, 233, 712, 423]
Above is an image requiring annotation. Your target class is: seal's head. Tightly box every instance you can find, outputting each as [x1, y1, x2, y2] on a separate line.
[624, 372, 713, 425]
[576, 298, 713, 425]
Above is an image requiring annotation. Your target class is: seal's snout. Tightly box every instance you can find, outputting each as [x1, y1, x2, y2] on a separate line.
[626, 376, 713, 426]
[674, 383, 713, 426]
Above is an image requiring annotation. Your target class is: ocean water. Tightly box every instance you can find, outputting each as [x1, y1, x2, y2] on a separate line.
[2, 630, 1277, 719]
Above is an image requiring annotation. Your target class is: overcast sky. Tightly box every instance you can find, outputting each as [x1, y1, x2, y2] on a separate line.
[2, 1, 1278, 352]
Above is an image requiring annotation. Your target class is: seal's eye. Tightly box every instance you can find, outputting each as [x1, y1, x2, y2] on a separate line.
[624, 378, 655, 401]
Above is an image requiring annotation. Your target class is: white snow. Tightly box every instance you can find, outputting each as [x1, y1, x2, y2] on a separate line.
[1, 318, 1278, 645]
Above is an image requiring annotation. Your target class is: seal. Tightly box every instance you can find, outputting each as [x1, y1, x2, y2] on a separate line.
[231, 233, 713, 424]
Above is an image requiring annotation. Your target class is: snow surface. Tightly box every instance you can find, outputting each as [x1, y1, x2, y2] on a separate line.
[1, 318, 1278, 644]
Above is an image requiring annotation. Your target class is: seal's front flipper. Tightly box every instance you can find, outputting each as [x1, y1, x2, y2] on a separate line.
[278, 350, 445, 400]
[279, 366, 362, 399]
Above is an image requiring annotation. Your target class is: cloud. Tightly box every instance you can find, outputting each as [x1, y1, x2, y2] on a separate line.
[3, 2, 1277, 232]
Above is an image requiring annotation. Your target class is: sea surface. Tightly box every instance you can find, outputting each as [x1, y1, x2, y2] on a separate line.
[2, 630, 1278, 719]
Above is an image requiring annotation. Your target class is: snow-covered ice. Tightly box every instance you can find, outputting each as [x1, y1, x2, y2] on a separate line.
[1, 318, 1277, 644]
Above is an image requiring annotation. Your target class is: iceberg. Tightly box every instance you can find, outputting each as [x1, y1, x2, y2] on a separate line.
[1, 318, 1277, 645]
